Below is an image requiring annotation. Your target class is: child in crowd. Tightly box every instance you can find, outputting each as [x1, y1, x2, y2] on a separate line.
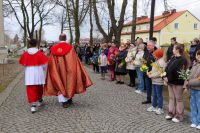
[99, 50, 107, 80]
[92, 51, 99, 73]
[146, 49, 166, 115]
[185, 49, 200, 129]
[19, 39, 48, 113]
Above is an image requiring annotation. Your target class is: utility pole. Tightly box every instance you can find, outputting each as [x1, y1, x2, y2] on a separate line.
[131, 0, 137, 43]
[149, 0, 156, 40]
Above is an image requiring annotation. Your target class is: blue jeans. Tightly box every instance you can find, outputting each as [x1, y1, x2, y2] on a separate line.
[145, 76, 152, 101]
[190, 89, 200, 125]
[100, 66, 107, 75]
[135, 67, 144, 92]
[152, 84, 163, 109]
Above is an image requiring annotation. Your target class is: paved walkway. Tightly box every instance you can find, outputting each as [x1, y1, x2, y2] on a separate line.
[0, 67, 199, 133]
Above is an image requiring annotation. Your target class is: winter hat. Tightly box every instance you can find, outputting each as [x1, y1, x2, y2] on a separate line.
[153, 49, 164, 59]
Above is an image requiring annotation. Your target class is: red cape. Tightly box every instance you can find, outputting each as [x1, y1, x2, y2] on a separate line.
[19, 51, 48, 66]
[44, 42, 93, 98]
[51, 42, 72, 56]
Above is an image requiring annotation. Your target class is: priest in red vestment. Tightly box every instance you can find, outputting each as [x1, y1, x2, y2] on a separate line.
[44, 34, 93, 108]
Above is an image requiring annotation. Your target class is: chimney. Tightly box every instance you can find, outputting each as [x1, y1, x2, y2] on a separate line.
[162, 11, 170, 16]
[141, 16, 148, 19]
[137, 16, 148, 21]
[171, 9, 177, 14]
[137, 17, 142, 21]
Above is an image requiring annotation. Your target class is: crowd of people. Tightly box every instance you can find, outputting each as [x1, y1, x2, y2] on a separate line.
[18, 33, 200, 130]
[75, 36, 200, 129]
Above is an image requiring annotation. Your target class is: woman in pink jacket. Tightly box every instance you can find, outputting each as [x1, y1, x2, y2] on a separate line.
[107, 43, 118, 81]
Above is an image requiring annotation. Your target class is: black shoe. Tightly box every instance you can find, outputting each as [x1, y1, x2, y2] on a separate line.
[128, 84, 134, 87]
[62, 101, 70, 108]
[120, 82, 124, 84]
[68, 98, 73, 105]
[116, 81, 121, 84]
[142, 101, 151, 104]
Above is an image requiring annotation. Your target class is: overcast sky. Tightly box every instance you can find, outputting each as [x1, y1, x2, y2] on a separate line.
[4, 0, 200, 42]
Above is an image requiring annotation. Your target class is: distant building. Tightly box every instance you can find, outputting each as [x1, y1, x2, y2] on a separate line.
[121, 10, 200, 46]
[80, 38, 90, 44]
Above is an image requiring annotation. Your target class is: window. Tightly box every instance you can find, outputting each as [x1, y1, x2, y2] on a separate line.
[138, 26, 141, 30]
[174, 23, 179, 29]
[127, 28, 130, 32]
[194, 23, 198, 30]
[146, 24, 150, 30]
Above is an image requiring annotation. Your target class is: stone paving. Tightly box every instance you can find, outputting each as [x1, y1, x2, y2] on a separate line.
[0, 67, 199, 133]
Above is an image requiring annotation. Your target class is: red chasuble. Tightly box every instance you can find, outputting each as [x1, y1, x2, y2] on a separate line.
[44, 42, 93, 98]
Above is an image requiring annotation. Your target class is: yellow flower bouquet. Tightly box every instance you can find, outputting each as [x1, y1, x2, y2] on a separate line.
[118, 59, 126, 68]
[140, 65, 149, 73]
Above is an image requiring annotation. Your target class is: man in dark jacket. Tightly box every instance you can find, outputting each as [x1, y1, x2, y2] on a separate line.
[85, 44, 92, 64]
[166, 37, 177, 62]
[142, 40, 156, 104]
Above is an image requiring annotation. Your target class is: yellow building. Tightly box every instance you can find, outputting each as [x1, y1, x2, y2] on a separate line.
[121, 10, 200, 46]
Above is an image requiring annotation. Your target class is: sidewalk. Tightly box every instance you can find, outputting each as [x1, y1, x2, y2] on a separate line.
[0, 66, 198, 133]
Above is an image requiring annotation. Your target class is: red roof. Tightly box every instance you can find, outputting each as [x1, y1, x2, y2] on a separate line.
[122, 10, 187, 35]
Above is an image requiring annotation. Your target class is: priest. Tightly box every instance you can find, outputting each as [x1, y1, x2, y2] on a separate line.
[44, 34, 93, 108]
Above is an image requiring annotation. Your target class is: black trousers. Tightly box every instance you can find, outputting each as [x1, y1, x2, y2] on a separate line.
[93, 64, 99, 73]
[128, 70, 136, 86]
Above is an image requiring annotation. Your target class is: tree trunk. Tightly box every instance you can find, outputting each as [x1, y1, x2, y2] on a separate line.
[89, 0, 93, 45]
[93, 0, 111, 43]
[74, 0, 80, 44]
[106, 0, 128, 45]
[38, 20, 43, 49]
[60, 9, 65, 34]
[131, 0, 137, 43]
[66, 0, 73, 44]
[21, 0, 28, 47]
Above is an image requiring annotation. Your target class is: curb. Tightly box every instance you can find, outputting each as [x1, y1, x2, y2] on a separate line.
[0, 72, 24, 106]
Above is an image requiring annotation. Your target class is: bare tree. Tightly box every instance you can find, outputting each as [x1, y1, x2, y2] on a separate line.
[34, 0, 57, 47]
[55, 0, 89, 44]
[5, 0, 28, 46]
[131, 0, 137, 43]
[93, 0, 128, 45]
[5, 0, 56, 47]
[143, 0, 150, 16]
[3, 0, 12, 17]
[93, 0, 113, 43]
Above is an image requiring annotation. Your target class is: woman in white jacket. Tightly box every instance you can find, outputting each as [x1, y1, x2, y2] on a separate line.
[125, 44, 137, 87]
[133, 44, 145, 94]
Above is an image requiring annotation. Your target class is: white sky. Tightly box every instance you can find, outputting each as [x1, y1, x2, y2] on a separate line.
[4, 0, 200, 42]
